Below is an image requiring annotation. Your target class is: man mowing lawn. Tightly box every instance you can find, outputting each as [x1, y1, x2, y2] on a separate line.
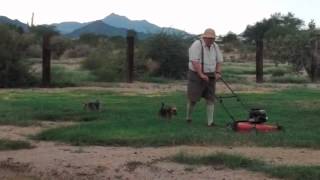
[186, 28, 224, 127]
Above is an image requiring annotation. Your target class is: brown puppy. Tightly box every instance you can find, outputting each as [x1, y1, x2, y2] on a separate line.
[159, 102, 177, 119]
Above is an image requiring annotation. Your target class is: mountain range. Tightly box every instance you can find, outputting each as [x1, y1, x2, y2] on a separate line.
[0, 16, 29, 32]
[0, 13, 191, 39]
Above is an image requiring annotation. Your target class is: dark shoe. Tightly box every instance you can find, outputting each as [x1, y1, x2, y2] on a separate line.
[186, 119, 192, 123]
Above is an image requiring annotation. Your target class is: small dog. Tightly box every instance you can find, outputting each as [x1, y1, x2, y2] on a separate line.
[83, 100, 101, 111]
[159, 102, 177, 119]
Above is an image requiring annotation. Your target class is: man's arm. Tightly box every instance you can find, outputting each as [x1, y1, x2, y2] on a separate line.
[215, 62, 222, 80]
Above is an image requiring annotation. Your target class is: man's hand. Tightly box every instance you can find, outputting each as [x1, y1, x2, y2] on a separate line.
[200, 73, 209, 82]
[215, 72, 221, 80]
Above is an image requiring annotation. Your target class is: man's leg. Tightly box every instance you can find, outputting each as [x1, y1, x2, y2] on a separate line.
[186, 101, 196, 123]
[206, 100, 215, 126]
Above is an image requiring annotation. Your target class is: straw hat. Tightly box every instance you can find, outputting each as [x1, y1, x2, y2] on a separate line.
[202, 28, 216, 38]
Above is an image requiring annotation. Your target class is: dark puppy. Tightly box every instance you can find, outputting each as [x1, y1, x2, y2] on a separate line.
[159, 102, 177, 119]
[83, 100, 100, 111]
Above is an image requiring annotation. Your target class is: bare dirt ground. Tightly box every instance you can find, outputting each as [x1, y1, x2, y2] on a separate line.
[1, 82, 320, 180]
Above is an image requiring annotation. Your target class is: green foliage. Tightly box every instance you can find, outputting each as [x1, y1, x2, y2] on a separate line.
[0, 25, 37, 87]
[29, 25, 59, 39]
[243, 12, 304, 41]
[82, 39, 125, 82]
[50, 36, 73, 59]
[51, 65, 97, 87]
[271, 68, 286, 77]
[222, 32, 239, 43]
[243, 12, 308, 73]
[61, 44, 93, 59]
[308, 19, 316, 30]
[144, 33, 190, 79]
[266, 31, 312, 72]
[79, 33, 108, 47]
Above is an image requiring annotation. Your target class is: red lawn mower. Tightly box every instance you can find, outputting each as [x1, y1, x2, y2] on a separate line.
[216, 78, 283, 133]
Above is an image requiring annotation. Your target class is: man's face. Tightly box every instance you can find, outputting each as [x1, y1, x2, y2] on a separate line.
[203, 37, 215, 47]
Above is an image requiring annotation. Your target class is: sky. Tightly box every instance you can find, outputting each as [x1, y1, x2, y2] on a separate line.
[1, 0, 319, 35]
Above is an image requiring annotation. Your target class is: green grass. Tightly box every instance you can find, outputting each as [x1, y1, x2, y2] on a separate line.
[0, 88, 319, 148]
[0, 139, 33, 150]
[51, 65, 97, 87]
[270, 75, 310, 83]
[0, 90, 105, 126]
[172, 152, 320, 180]
[137, 75, 173, 84]
[222, 62, 308, 84]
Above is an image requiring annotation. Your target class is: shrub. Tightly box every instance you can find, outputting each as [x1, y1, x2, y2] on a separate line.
[143, 33, 190, 79]
[61, 44, 93, 59]
[26, 44, 42, 58]
[0, 25, 37, 87]
[51, 65, 96, 86]
[82, 40, 125, 82]
[271, 68, 286, 77]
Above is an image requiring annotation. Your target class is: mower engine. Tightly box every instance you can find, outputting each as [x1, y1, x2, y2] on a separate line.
[248, 108, 268, 124]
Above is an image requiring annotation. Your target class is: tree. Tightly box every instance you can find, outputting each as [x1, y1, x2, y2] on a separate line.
[308, 19, 316, 30]
[0, 25, 35, 87]
[222, 32, 239, 43]
[82, 39, 125, 82]
[243, 12, 304, 83]
[221, 32, 241, 53]
[29, 25, 59, 39]
[144, 33, 190, 79]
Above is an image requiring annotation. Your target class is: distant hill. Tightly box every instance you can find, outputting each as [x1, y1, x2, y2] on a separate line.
[0, 13, 191, 39]
[0, 16, 29, 32]
[56, 13, 191, 38]
[66, 20, 149, 39]
[52, 21, 88, 34]
[102, 13, 160, 33]
[102, 13, 191, 36]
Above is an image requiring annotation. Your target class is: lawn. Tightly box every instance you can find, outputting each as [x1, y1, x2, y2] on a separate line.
[172, 152, 320, 180]
[0, 88, 319, 148]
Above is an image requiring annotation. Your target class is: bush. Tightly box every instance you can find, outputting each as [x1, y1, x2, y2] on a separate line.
[143, 33, 191, 79]
[26, 44, 42, 58]
[271, 68, 286, 77]
[61, 44, 93, 59]
[51, 65, 96, 86]
[50, 36, 73, 59]
[82, 40, 125, 82]
[0, 25, 37, 87]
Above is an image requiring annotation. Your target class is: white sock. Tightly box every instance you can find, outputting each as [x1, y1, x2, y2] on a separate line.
[186, 101, 195, 120]
[206, 103, 214, 125]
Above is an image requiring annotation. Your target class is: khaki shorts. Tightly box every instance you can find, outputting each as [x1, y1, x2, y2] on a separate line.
[187, 70, 216, 102]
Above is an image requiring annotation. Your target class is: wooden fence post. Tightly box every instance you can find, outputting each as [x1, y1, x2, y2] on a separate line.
[256, 39, 264, 83]
[42, 34, 51, 87]
[126, 30, 135, 83]
[310, 33, 320, 82]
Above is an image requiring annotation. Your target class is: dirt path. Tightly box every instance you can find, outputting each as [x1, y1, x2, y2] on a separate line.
[0, 123, 320, 180]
